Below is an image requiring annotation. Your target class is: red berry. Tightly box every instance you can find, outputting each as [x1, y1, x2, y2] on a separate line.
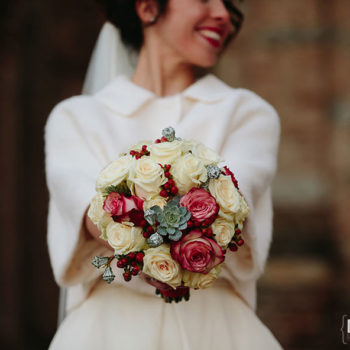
[155, 139, 161, 144]
[207, 227, 213, 235]
[147, 226, 154, 234]
[128, 252, 135, 260]
[123, 272, 131, 281]
[130, 150, 136, 156]
[229, 243, 238, 252]
[117, 260, 124, 268]
[187, 221, 193, 228]
[131, 261, 137, 267]
[121, 258, 128, 265]
[170, 186, 178, 195]
[160, 189, 168, 197]
[135, 154, 141, 160]
[135, 252, 144, 263]
[161, 136, 167, 142]
[168, 179, 175, 186]
[142, 145, 148, 151]
[143, 232, 150, 238]
[140, 219, 147, 227]
[237, 239, 244, 246]
[165, 164, 171, 171]
[164, 171, 171, 178]
[235, 229, 241, 235]
[202, 228, 207, 234]
[204, 219, 211, 226]
[131, 269, 139, 276]
[164, 182, 170, 190]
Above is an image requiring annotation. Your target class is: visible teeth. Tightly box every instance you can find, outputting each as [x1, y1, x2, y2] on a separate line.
[198, 30, 221, 41]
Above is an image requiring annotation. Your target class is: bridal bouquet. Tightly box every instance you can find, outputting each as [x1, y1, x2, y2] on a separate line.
[88, 127, 249, 303]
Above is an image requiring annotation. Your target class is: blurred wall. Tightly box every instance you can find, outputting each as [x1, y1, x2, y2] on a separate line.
[215, 1, 350, 349]
[1, 0, 349, 349]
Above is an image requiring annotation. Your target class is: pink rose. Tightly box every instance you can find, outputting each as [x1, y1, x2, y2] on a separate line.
[179, 188, 219, 225]
[170, 229, 224, 274]
[223, 166, 239, 189]
[103, 192, 144, 224]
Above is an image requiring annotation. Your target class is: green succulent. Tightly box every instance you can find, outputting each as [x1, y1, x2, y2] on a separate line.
[152, 197, 191, 241]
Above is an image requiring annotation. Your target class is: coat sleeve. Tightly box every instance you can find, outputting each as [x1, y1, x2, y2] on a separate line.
[44, 98, 111, 287]
[219, 89, 281, 284]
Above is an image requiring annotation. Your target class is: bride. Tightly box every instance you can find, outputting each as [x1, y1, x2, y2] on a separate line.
[45, 0, 283, 348]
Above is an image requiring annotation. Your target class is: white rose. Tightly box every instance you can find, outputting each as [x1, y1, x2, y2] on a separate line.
[211, 218, 235, 248]
[148, 140, 183, 165]
[183, 265, 221, 289]
[171, 153, 208, 194]
[106, 221, 146, 255]
[142, 245, 182, 289]
[209, 175, 241, 214]
[143, 196, 168, 211]
[191, 142, 223, 165]
[129, 157, 167, 200]
[87, 193, 113, 234]
[96, 155, 134, 192]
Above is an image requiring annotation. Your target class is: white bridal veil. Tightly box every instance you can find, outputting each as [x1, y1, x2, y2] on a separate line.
[82, 21, 138, 95]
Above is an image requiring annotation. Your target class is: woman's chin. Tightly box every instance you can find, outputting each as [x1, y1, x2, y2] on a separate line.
[187, 51, 219, 68]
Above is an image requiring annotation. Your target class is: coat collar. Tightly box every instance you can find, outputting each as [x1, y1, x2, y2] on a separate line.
[94, 73, 232, 116]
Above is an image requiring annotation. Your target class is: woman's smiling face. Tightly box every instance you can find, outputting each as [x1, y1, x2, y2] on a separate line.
[154, 0, 234, 67]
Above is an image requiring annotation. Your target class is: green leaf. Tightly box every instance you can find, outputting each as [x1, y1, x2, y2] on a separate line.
[105, 182, 131, 197]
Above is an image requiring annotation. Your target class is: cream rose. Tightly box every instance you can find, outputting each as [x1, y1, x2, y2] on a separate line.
[143, 196, 167, 211]
[209, 175, 241, 214]
[191, 142, 223, 165]
[211, 218, 235, 248]
[183, 265, 221, 289]
[148, 139, 183, 165]
[129, 157, 167, 200]
[181, 139, 201, 154]
[88, 193, 113, 233]
[142, 245, 182, 289]
[106, 221, 146, 255]
[171, 153, 208, 194]
[234, 195, 250, 225]
[96, 155, 134, 192]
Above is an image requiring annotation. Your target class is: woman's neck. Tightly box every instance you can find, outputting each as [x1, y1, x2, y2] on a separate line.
[131, 38, 196, 97]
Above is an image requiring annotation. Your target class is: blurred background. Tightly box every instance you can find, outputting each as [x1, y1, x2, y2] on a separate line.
[1, 0, 349, 349]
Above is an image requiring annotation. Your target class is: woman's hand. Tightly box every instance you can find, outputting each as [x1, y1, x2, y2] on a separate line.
[84, 207, 114, 251]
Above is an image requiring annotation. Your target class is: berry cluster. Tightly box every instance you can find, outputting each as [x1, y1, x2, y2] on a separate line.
[228, 228, 244, 252]
[159, 164, 178, 197]
[155, 136, 170, 143]
[116, 251, 145, 281]
[186, 219, 214, 238]
[129, 145, 150, 159]
[142, 223, 155, 239]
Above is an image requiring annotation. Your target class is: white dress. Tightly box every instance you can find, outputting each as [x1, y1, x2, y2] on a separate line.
[45, 73, 283, 349]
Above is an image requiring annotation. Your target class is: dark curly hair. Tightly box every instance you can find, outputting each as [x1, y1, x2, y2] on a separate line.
[95, 0, 244, 51]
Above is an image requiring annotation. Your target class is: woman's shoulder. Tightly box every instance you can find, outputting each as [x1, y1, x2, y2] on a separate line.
[45, 94, 102, 131]
[209, 75, 277, 114]
[206, 75, 280, 127]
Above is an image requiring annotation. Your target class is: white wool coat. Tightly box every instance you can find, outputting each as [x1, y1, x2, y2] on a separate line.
[44, 73, 280, 314]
